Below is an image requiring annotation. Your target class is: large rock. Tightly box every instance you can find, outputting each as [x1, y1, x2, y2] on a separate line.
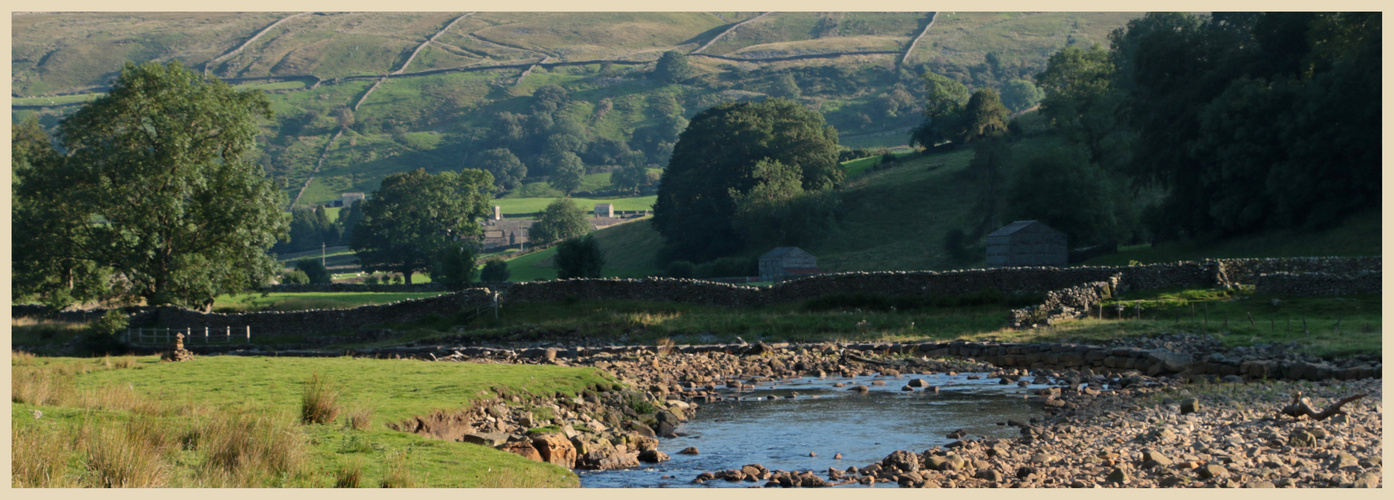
[638, 449, 670, 463]
[501, 440, 542, 462]
[882, 450, 920, 472]
[1146, 349, 1193, 372]
[531, 433, 577, 468]
[461, 432, 512, 447]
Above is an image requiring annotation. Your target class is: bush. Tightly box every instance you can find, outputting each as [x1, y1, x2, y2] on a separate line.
[81, 310, 129, 356]
[479, 258, 510, 282]
[664, 260, 695, 279]
[280, 269, 310, 285]
[294, 259, 332, 284]
[943, 228, 970, 261]
[430, 242, 477, 290]
[362, 275, 379, 285]
[694, 256, 757, 279]
[555, 236, 605, 279]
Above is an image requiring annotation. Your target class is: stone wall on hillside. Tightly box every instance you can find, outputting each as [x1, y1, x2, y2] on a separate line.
[1216, 257, 1381, 285]
[1255, 271, 1382, 297]
[505, 278, 764, 308]
[137, 289, 497, 337]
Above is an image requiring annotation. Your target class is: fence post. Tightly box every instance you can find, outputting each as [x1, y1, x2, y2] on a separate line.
[246, 325, 251, 343]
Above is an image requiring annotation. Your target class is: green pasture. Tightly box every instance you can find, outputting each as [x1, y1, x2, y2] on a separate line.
[12, 355, 612, 487]
[211, 292, 446, 313]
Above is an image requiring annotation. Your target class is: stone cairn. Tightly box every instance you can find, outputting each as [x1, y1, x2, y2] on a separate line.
[160, 333, 196, 362]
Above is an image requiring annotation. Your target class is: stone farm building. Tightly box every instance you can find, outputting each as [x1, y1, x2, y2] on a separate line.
[328, 192, 364, 208]
[759, 247, 820, 282]
[985, 220, 1068, 268]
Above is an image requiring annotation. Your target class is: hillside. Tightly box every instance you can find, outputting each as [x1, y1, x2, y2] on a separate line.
[13, 12, 1139, 211]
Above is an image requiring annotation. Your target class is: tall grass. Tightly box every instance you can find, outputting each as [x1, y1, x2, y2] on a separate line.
[197, 410, 309, 486]
[343, 404, 376, 431]
[334, 458, 365, 488]
[301, 372, 342, 425]
[81, 421, 171, 488]
[12, 424, 77, 487]
[378, 449, 418, 488]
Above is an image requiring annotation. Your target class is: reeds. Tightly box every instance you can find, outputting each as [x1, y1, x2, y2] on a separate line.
[301, 372, 341, 424]
[334, 458, 365, 488]
[378, 449, 417, 488]
[343, 404, 375, 431]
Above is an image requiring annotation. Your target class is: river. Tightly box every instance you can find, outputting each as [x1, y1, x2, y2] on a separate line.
[580, 372, 1051, 488]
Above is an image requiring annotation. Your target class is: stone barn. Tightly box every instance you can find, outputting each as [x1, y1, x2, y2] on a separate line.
[985, 220, 1068, 268]
[594, 203, 613, 218]
[759, 247, 820, 282]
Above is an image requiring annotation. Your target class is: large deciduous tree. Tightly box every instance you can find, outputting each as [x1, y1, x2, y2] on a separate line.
[475, 148, 527, 191]
[910, 72, 970, 149]
[13, 61, 288, 309]
[653, 98, 842, 262]
[529, 198, 591, 246]
[555, 235, 605, 279]
[350, 168, 493, 284]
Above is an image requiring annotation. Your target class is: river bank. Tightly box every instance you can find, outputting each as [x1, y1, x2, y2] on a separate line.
[400, 334, 1380, 487]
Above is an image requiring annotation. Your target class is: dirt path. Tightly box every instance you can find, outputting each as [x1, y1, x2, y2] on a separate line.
[901, 12, 937, 66]
[692, 12, 773, 54]
[204, 12, 312, 76]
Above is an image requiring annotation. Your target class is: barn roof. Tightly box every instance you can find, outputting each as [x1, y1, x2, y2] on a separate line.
[987, 220, 1059, 237]
[761, 247, 804, 259]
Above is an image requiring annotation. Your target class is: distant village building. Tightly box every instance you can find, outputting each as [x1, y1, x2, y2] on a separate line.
[985, 220, 1068, 268]
[594, 203, 613, 218]
[759, 247, 821, 282]
[329, 192, 365, 208]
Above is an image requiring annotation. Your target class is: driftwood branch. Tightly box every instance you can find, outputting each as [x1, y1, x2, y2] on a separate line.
[1279, 392, 1366, 421]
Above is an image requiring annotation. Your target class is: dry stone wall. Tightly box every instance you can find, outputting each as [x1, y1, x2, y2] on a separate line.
[140, 289, 496, 337]
[1255, 271, 1382, 296]
[1216, 257, 1381, 285]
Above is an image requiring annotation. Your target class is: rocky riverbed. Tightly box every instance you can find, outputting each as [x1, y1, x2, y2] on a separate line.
[381, 337, 1379, 488]
[691, 377, 1381, 488]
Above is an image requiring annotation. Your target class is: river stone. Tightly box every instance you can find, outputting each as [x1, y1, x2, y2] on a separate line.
[908, 378, 930, 388]
[1335, 452, 1359, 468]
[1245, 480, 1276, 488]
[1141, 449, 1174, 468]
[501, 440, 543, 462]
[1031, 452, 1057, 464]
[1198, 464, 1231, 479]
[531, 433, 577, 468]
[946, 429, 967, 439]
[1180, 397, 1200, 414]
[678, 446, 699, 455]
[1290, 429, 1318, 447]
[1016, 466, 1037, 479]
[849, 385, 870, 393]
[883, 450, 920, 472]
[1353, 472, 1380, 488]
[461, 432, 511, 447]
[638, 449, 670, 463]
[1106, 467, 1129, 484]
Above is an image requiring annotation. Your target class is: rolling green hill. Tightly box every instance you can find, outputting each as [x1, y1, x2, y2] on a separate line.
[13, 12, 1140, 211]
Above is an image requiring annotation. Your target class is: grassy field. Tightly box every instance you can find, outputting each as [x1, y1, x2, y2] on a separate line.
[371, 287, 1379, 360]
[11, 354, 613, 487]
[211, 292, 447, 313]
[493, 196, 657, 216]
[504, 218, 664, 282]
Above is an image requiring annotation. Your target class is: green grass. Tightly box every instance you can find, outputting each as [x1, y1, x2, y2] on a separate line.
[504, 219, 664, 282]
[212, 292, 447, 313]
[12, 355, 613, 487]
[12, 93, 104, 106]
[1007, 288, 1382, 359]
[492, 196, 656, 216]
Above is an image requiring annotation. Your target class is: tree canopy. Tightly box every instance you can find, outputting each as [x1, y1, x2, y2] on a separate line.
[1035, 12, 1382, 241]
[350, 168, 493, 284]
[652, 51, 695, 84]
[555, 235, 605, 279]
[652, 98, 842, 262]
[529, 198, 590, 246]
[475, 148, 527, 191]
[13, 61, 287, 308]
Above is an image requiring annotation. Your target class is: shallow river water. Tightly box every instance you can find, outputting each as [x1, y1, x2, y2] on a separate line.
[580, 372, 1051, 488]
